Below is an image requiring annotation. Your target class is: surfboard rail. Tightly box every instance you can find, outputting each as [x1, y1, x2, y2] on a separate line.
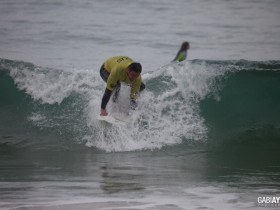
[97, 115, 129, 125]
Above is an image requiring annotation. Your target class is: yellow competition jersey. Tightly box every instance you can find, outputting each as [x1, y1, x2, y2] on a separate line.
[104, 56, 142, 99]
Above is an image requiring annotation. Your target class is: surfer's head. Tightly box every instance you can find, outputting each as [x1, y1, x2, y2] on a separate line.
[181, 42, 190, 51]
[127, 62, 141, 81]
[128, 62, 142, 73]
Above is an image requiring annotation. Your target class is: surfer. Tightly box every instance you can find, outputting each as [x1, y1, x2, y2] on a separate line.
[173, 41, 190, 62]
[99, 56, 145, 116]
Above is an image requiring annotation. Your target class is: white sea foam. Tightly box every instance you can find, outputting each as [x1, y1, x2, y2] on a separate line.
[9, 65, 102, 105]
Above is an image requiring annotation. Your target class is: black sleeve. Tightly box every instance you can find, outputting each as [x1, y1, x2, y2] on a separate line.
[101, 88, 112, 109]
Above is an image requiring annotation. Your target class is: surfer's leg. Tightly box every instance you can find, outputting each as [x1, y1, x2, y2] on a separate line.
[100, 64, 109, 82]
[112, 82, 121, 103]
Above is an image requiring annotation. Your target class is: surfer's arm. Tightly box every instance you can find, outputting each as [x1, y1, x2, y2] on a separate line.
[129, 78, 143, 110]
[100, 88, 112, 116]
[100, 70, 119, 116]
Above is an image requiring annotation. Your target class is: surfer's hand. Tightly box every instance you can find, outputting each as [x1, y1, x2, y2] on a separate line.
[100, 109, 108, 116]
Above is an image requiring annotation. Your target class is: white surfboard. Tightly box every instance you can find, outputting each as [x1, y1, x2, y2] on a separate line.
[97, 115, 129, 126]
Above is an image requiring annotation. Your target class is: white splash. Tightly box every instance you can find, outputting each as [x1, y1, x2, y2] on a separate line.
[9, 60, 228, 152]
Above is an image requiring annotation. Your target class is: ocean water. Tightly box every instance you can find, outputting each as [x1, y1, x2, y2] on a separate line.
[1, 0, 280, 209]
